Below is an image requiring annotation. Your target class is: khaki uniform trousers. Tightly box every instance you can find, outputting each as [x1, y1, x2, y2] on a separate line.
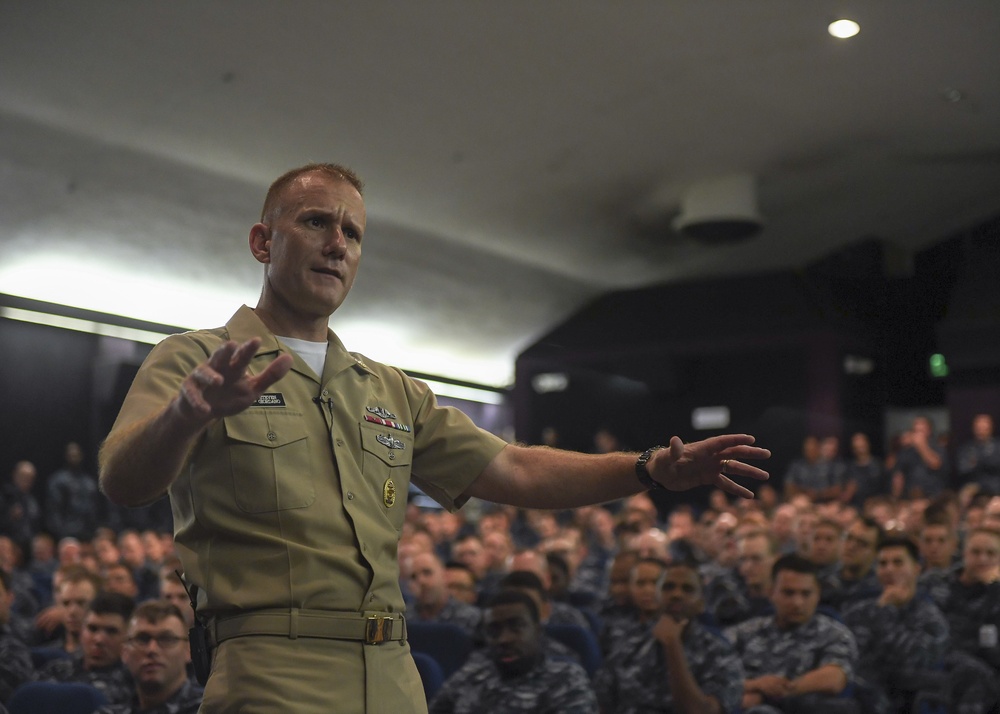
[200, 634, 426, 714]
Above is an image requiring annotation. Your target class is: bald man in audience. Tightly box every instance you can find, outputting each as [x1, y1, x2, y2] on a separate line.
[407, 551, 481, 636]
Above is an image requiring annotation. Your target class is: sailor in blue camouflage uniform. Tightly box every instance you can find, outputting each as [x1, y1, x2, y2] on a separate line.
[842, 534, 949, 714]
[95, 601, 203, 714]
[428, 590, 597, 714]
[818, 517, 882, 611]
[34, 592, 135, 707]
[726, 554, 857, 714]
[929, 527, 1000, 671]
[0, 570, 33, 706]
[927, 527, 1000, 714]
[600, 557, 669, 658]
[594, 560, 743, 714]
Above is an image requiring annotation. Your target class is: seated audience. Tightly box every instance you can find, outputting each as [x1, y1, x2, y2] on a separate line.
[35, 591, 135, 706]
[783, 436, 827, 501]
[843, 533, 949, 713]
[600, 557, 667, 655]
[507, 550, 590, 630]
[892, 416, 948, 498]
[443, 562, 479, 607]
[805, 518, 842, 581]
[930, 526, 1000, 671]
[36, 564, 103, 652]
[957, 413, 1000, 494]
[428, 589, 597, 713]
[96, 600, 203, 714]
[407, 551, 482, 636]
[451, 535, 495, 603]
[769, 504, 798, 555]
[157, 566, 194, 630]
[843, 432, 883, 508]
[818, 517, 882, 610]
[917, 517, 961, 603]
[0, 569, 33, 705]
[594, 560, 744, 714]
[495, 570, 587, 663]
[726, 554, 857, 714]
[117, 530, 160, 602]
[104, 562, 140, 600]
[712, 529, 776, 627]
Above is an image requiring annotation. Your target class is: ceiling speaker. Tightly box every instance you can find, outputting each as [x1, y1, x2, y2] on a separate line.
[672, 173, 764, 242]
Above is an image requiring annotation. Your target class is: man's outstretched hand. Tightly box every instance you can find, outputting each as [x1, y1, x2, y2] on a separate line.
[647, 434, 770, 498]
[175, 338, 294, 425]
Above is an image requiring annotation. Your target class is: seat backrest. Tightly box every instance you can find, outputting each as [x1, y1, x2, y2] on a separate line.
[8, 681, 109, 714]
[544, 623, 603, 676]
[411, 651, 445, 702]
[406, 621, 474, 679]
[28, 646, 73, 670]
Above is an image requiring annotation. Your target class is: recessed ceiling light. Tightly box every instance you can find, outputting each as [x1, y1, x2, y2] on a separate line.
[828, 19, 861, 39]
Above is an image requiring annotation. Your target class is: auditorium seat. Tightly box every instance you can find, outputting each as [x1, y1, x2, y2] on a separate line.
[7, 681, 109, 714]
[406, 621, 474, 679]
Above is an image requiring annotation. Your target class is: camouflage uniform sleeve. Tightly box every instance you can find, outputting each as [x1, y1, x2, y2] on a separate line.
[33, 657, 73, 682]
[591, 658, 618, 712]
[687, 626, 745, 714]
[427, 668, 465, 714]
[0, 634, 34, 702]
[813, 616, 858, 682]
[845, 598, 949, 672]
[542, 660, 598, 714]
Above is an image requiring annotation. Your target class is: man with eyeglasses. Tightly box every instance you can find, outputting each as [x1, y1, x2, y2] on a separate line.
[35, 591, 135, 706]
[818, 517, 882, 611]
[97, 600, 203, 714]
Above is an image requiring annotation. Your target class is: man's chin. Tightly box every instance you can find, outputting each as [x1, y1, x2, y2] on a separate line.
[494, 655, 533, 678]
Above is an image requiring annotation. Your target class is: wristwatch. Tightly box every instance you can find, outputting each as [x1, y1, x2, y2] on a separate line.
[635, 446, 667, 491]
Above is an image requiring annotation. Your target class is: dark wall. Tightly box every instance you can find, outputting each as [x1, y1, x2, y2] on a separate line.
[4, 319, 100, 481]
[515, 220, 1000, 500]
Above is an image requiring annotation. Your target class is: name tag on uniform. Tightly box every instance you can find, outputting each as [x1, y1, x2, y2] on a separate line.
[253, 393, 286, 407]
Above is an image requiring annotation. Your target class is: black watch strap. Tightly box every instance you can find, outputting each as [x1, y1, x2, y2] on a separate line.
[635, 446, 667, 491]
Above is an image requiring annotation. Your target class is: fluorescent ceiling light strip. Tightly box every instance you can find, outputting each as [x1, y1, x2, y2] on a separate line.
[1, 307, 169, 345]
[3, 305, 505, 403]
[419, 378, 505, 406]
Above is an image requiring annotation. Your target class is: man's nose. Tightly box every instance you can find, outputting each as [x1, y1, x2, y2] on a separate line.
[323, 226, 347, 255]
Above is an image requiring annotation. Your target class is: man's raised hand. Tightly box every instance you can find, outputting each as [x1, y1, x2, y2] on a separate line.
[176, 338, 294, 424]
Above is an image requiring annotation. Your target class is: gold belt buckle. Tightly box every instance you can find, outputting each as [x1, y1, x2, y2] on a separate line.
[365, 615, 393, 645]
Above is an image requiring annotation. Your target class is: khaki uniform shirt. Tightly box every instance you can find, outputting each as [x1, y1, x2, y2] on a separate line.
[111, 305, 507, 616]
[110, 307, 508, 713]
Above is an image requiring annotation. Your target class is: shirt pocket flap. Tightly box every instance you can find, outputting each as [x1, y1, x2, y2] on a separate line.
[224, 411, 308, 449]
[360, 422, 413, 467]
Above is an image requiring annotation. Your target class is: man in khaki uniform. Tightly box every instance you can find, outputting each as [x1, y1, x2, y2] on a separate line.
[99, 163, 770, 714]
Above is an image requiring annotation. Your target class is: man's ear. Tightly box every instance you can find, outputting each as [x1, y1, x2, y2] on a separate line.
[249, 223, 271, 264]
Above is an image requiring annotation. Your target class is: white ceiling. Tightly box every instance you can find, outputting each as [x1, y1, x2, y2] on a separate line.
[2, 2, 999, 387]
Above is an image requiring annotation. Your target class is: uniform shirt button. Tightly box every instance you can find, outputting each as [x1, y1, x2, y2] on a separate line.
[388, 451, 395, 460]
[266, 431, 277, 441]
[322, 389, 330, 397]
[347, 492, 355, 500]
[336, 439, 345, 447]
